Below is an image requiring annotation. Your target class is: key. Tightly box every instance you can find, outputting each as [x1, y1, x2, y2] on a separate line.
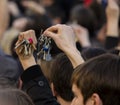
[37, 33, 52, 61]
[15, 39, 26, 49]
[24, 44, 29, 56]
[46, 48, 52, 61]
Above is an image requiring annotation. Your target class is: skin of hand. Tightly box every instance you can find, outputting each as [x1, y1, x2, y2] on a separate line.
[106, 0, 119, 21]
[71, 24, 91, 47]
[106, 0, 119, 37]
[15, 30, 37, 70]
[44, 24, 84, 68]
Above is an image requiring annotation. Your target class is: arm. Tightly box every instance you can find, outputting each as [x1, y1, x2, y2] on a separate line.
[0, 0, 9, 40]
[15, 30, 59, 105]
[44, 24, 84, 68]
[21, 65, 59, 105]
[105, 0, 119, 49]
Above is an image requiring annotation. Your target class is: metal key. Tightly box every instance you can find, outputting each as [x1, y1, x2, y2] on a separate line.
[15, 39, 36, 58]
[37, 34, 52, 61]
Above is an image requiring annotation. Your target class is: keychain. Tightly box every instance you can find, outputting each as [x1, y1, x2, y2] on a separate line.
[15, 38, 36, 58]
[37, 34, 52, 61]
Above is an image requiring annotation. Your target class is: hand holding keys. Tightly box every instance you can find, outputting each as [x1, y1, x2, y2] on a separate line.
[15, 29, 52, 61]
[15, 38, 36, 58]
[15, 30, 37, 59]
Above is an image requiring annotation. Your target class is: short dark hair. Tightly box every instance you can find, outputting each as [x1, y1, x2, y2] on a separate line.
[0, 77, 18, 89]
[72, 54, 120, 105]
[50, 53, 74, 101]
[70, 5, 96, 37]
[0, 89, 34, 105]
[81, 47, 107, 61]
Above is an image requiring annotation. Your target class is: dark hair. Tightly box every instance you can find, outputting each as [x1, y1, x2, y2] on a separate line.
[70, 5, 96, 37]
[46, 5, 65, 24]
[0, 77, 18, 89]
[50, 53, 74, 101]
[90, 0, 106, 30]
[72, 54, 120, 105]
[81, 47, 107, 60]
[0, 89, 34, 105]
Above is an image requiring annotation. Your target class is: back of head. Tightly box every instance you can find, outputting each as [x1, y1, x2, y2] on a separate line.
[72, 54, 120, 105]
[0, 56, 21, 80]
[70, 5, 96, 37]
[0, 89, 34, 105]
[50, 53, 74, 101]
[81, 47, 107, 61]
[0, 77, 18, 89]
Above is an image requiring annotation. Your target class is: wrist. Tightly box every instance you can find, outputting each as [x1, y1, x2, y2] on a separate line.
[64, 47, 84, 68]
[79, 39, 91, 47]
[19, 55, 36, 70]
[107, 21, 119, 37]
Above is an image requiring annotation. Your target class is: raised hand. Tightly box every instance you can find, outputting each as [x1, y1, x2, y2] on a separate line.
[44, 24, 76, 53]
[44, 24, 84, 68]
[15, 30, 37, 70]
[106, 0, 119, 20]
[106, 0, 119, 37]
[71, 24, 91, 47]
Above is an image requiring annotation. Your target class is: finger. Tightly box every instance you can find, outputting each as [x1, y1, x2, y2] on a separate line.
[15, 32, 24, 46]
[44, 30, 57, 40]
[28, 30, 37, 44]
[45, 26, 58, 33]
[19, 32, 24, 40]
[45, 24, 63, 33]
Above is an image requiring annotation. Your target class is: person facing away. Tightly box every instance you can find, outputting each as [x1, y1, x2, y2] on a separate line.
[50, 53, 74, 105]
[0, 89, 34, 105]
[71, 54, 120, 105]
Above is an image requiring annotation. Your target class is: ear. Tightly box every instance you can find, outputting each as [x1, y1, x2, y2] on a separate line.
[18, 78, 23, 89]
[50, 83, 57, 96]
[90, 93, 103, 105]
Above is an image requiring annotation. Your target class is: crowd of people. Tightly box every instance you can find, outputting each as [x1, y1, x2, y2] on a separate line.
[0, 0, 120, 105]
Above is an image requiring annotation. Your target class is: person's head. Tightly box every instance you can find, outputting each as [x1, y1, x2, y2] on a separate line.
[0, 77, 18, 89]
[0, 56, 21, 80]
[0, 89, 34, 105]
[81, 47, 107, 61]
[50, 53, 74, 103]
[70, 5, 96, 37]
[71, 54, 120, 105]
[46, 6, 65, 24]
[90, 0, 106, 30]
[31, 14, 52, 39]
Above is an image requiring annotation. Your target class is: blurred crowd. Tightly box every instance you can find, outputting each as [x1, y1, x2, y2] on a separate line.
[0, 0, 120, 105]
[0, 0, 120, 57]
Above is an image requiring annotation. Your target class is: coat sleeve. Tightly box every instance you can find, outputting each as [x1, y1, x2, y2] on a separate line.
[21, 65, 60, 105]
[105, 36, 119, 50]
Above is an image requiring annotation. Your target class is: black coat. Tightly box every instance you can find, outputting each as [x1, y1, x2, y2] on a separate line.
[21, 65, 60, 105]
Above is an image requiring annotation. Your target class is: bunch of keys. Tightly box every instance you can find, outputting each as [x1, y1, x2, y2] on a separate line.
[15, 38, 36, 58]
[37, 34, 52, 61]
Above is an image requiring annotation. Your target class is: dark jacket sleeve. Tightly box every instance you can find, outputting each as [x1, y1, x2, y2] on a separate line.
[21, 65, 59, 105]
[105, 36, 119, 50]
